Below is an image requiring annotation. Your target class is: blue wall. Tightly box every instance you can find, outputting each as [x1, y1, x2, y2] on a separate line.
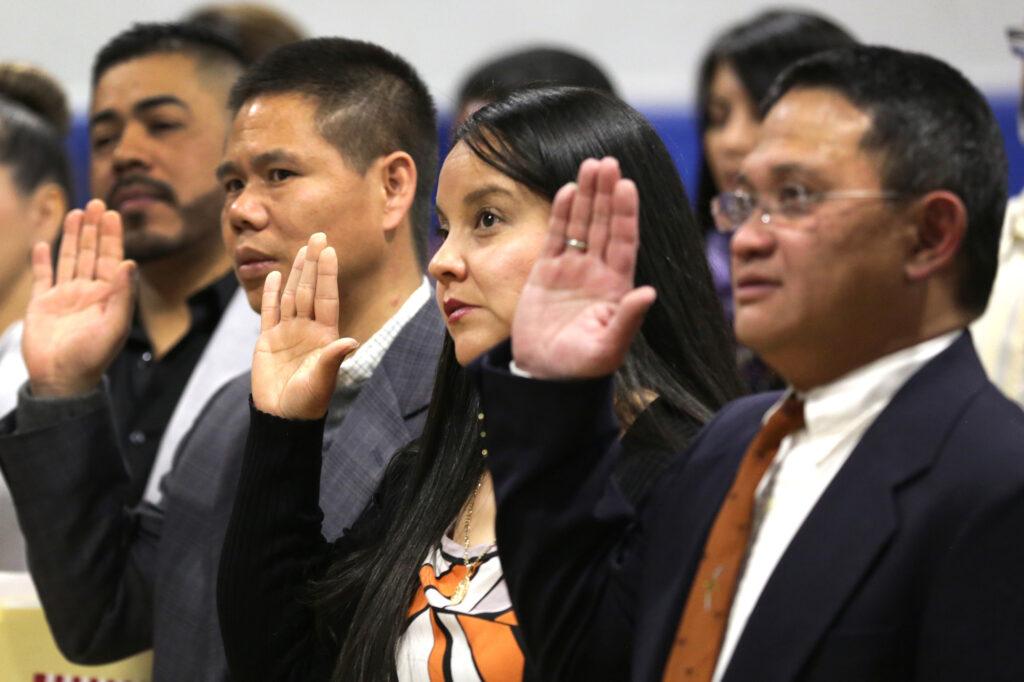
[67, 93, 1023, 212]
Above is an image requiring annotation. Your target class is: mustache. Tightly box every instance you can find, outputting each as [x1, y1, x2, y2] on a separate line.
[106, 174, 178, 207]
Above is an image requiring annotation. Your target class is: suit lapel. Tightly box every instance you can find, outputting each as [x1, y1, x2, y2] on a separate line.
[723, 334, 989, 681]
[319, 301, 444, 537]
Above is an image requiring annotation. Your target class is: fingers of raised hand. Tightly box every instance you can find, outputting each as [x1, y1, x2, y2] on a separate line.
[279, 246, 306, 320]
[606, 179, 641, 277]
[260, 270, 282, 332]
[586, 158, 622, 259]
[95, 210, 125, 282]
[565, 158, 601, 246]
[56, 208, 83, 284]
[30, 242, 53, 298]
[73, 199, 107, 281]
[543, 183, 576, 257]
[295, 233, 327, 318]
[313, 246, 340, 327]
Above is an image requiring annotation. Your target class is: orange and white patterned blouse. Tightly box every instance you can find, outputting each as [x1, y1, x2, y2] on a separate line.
[397, 535, 523, 681]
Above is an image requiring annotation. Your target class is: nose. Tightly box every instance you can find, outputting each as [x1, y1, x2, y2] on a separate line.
[729, 207, 776, 264]
[111, 121, 153, 175]
[225, 185, 269, 234]
[427, 232, 467, 284]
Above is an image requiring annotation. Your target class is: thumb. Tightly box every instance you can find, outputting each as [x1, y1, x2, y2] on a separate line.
[313, 337, 360, 384]
[607, 286, 656, 352]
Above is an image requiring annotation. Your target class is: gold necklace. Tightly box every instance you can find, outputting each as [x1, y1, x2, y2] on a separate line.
[450, 474, 493, 605]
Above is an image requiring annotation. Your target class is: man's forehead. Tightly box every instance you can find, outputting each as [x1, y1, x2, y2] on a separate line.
[742, 88, 875, 179]
[91, 52, 205, 112]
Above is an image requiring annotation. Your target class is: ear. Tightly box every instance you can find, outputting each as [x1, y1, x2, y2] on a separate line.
[903, 190, 967, 282]
[27, 182, 68, 244]
[377, 151, 417, 232]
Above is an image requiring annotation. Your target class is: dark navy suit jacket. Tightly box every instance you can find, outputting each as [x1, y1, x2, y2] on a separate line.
[476, 333, 1024, 681]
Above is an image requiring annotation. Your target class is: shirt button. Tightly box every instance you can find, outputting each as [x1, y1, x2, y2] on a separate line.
[141, 351, 153, 363]
[129, 430, 147, 445]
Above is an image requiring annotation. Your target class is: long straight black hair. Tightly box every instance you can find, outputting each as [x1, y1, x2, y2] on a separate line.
[314, 87, 743, 681]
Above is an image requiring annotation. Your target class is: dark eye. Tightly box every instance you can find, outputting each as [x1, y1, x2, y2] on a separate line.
[91, 135, 115, 152]
[776, 184, 813, 215]
[148, 120, 182, 135]
[477, 210, 501, 229]
[269, 169, 295, 182]
[223, 178, 244, 194]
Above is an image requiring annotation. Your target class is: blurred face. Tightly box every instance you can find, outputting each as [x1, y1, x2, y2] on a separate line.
[731, 88, 910, 384]
[703, 61, 760, 192]
[89, 52, 234, 262]
[219, 93, 382, 310]
[0, 167, 36, 290]
[430, 142, 550, 365]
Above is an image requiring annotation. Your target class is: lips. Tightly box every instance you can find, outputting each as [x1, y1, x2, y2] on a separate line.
[108, 177, 175, 213]
[733, 272, 781, 304]
[443, 297, 478, 322]
[234, 246, 278, 282]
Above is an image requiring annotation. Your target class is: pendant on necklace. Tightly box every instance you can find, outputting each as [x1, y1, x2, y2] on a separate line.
[451, 575, 470, 605]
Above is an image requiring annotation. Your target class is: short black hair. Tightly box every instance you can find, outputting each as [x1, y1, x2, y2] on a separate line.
[763, 45, 1008, 316]
[456, 46, 616, 108]
[228, 37, 438, 266]
[92, 22, 247, 86]
[694, 10, 857, 231]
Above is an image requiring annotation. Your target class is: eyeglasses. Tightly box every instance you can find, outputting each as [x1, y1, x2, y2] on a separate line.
[710, 185, 901, 233]
[1008, 27, 1024, 59]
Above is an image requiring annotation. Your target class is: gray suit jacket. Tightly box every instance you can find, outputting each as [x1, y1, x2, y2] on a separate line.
[0, 300, 444, 681]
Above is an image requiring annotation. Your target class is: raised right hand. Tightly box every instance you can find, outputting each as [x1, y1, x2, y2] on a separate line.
[251, 233, 359, 420]
[23, 199, 136, 398]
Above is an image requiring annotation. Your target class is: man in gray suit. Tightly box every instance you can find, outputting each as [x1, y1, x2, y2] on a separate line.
[0, 38, 443, 681]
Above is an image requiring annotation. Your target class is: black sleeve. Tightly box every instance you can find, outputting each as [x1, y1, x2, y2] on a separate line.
[217, 402, 339, 681]
[474, 342, 643, 681]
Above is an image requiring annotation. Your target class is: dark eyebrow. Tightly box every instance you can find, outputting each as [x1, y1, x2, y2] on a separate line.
[251, 149, 302, 169]
[215, 160, 239, 181]
[463, 185, 515, 206]
[89, 95, 190, 129]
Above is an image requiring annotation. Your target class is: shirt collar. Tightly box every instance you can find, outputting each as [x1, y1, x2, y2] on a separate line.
[797, 329, 961, 437]
[336, 278, 431, 387]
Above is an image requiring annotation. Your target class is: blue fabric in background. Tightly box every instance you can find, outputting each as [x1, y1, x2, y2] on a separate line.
[66, 92, 1024, 226]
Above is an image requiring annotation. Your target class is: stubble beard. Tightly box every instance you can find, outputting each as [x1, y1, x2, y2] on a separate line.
[123, 188, 225, 263]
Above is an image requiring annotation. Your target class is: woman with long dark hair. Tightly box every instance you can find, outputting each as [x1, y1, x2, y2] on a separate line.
[217, 86, 743, 681]
[694, 10, 856, 390]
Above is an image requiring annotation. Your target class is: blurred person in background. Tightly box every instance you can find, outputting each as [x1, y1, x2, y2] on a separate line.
[0, 63, 72, 571]
[971, 18, 1024, 407]
[693, 9, 856, 390]
[184, 2, 306, 63]
[452, 45, 616, 129]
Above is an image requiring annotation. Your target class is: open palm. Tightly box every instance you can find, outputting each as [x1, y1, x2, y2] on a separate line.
[23, 200, 136, 397]
[511, 158, 656, 379]
[251, 233, 358, 420]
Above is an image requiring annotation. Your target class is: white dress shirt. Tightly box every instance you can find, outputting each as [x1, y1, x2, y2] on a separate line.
[0, 321, 28, 571]
[712, 330, 960, 681]
[336, 278, 431, 387]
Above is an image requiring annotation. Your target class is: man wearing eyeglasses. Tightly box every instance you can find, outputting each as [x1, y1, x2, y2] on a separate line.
[473, 45, 1024, 682]
[971, 23, 1024, 406]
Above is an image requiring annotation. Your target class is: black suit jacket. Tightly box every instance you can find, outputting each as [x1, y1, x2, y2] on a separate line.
[476, 333, 1024, 681]
[0, 300, 444, 681]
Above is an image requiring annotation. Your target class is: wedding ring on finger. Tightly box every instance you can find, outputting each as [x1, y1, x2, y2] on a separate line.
[565, 238, 588, 252]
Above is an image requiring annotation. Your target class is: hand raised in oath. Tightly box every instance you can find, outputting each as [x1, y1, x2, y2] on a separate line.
[251, 232, 359, 420]
[511, 157, 655, 379]
[23, 199, 136, 397]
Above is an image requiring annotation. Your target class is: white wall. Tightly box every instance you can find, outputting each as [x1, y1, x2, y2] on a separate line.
[4, 0, 1021, 112]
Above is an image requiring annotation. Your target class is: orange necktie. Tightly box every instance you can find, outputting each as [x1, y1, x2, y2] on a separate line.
[662, 394, 805, 682]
